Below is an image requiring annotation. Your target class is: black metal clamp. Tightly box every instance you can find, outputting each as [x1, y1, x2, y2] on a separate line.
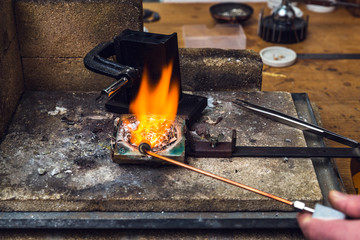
[84, 41, 138, 81]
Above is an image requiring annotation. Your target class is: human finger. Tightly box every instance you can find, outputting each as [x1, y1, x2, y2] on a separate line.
[329, 191, 360, 218]
[297, 212, 360, 240]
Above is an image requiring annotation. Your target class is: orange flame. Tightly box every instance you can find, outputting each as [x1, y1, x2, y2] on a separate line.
[128, 61, 179, 148]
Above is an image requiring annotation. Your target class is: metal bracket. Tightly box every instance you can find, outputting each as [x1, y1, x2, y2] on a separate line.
[187, 130, 236, 158]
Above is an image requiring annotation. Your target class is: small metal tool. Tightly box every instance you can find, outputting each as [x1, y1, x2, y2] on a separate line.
[233, 99, 360, 148]
[102, 77, 129, 98]
[96, 77, 129, 102]
[294, 202, 346, 219]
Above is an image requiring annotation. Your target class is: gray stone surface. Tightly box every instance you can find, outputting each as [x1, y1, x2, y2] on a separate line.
[0, 0, 24, 139]
[0, 91, 322, 212]
[179, 48, 262, 91]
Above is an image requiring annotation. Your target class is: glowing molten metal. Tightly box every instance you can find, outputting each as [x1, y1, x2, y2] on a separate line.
[128, 61, 179, 149]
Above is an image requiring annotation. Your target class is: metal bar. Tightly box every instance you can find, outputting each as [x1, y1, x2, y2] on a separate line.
[332, 1, 360, 8]
[231, 146, 360, 158]
[297, 53, 360, 60]
[291, 0, 360, 8]
[0, 211, 299, 229]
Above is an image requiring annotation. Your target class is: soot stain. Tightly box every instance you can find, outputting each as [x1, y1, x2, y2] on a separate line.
[74, 158, 97, 170]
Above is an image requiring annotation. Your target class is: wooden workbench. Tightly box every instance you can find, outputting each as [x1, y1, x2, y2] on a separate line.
[144, 2, 360, 194]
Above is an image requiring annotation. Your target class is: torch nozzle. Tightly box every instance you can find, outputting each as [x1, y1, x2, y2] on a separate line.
[293, 201, 315, 213]
[139, 142, 151, 155]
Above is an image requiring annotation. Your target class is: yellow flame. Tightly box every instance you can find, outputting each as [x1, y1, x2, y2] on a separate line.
[129, 61, 179, 148]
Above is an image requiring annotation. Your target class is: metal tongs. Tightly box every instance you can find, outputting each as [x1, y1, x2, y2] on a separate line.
[234, 99, 360, 148]
[231, 99, 360, 159]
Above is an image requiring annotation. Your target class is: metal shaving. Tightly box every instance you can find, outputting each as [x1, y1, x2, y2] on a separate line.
[220, 8, 247, 17]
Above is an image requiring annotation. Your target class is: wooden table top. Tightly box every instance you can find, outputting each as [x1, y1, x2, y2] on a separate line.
[144, 2, 360, 194]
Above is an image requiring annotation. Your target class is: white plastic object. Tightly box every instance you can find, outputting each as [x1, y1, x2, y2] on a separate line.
[312, 204, 346, 220]
[306, 4, 335, 13]
[260, 46, 297, 67]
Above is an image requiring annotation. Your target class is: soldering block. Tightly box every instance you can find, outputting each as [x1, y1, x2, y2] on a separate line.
[0, 91, 323, 212]
[111, 115, 186, 164]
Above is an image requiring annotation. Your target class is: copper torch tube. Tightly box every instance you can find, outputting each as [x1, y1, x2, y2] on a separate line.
[140, 144, 293, 206]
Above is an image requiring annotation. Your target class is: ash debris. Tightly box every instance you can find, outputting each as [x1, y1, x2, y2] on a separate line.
[0, 92, 118, 200]
[189, 92, 241, 143]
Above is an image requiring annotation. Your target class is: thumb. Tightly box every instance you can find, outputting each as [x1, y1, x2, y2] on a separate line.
[329, 191, 360, 218]
[297, 212, 360, 240]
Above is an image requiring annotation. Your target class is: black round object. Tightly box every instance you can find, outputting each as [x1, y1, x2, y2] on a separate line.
[143, 9, 160, 23]
[259, 16, 307, 44]
[210, 3, 253, 23]
[138, 142, 151, 155]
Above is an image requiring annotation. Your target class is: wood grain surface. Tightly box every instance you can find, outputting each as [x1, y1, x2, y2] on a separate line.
[144, 2, 360, 194]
